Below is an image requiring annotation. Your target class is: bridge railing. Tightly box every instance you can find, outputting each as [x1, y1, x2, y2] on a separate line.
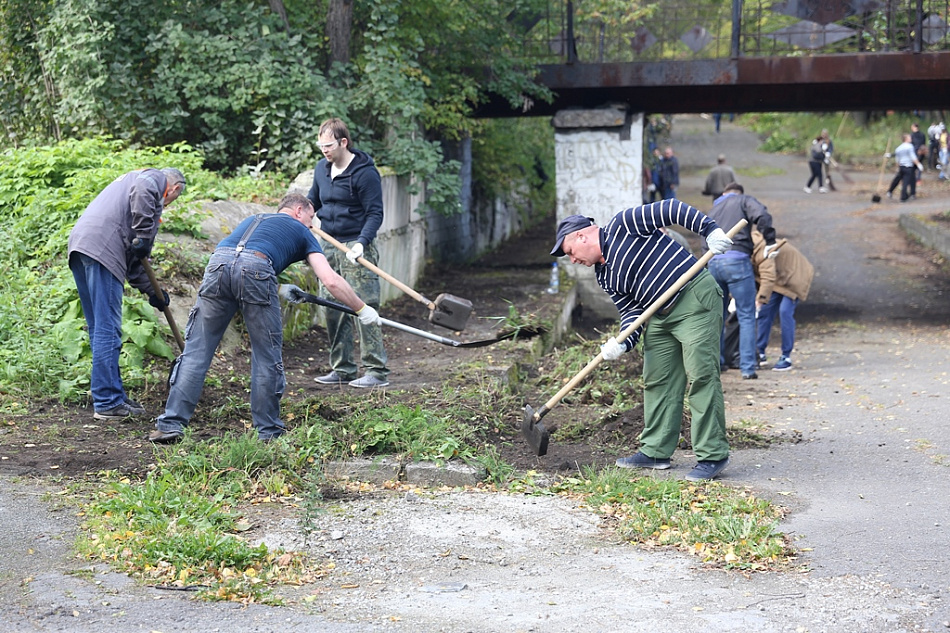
[514, 0, 950, 63]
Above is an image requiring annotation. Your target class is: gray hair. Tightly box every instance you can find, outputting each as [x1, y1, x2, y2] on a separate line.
[161, 168, 186, 192]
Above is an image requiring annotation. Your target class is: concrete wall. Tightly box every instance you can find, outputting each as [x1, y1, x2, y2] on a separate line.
[553, 106, 644, 320]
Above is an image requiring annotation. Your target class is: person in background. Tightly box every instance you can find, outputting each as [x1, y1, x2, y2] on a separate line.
[702, 154, 738, 202]
[658, 146, 680, 200]
[927, 121, 942, 171]
[307, 117, 391, 389]
[148, 194, 380, 445]
[804, 132, 829, 194]
[752, 230, 814, 372]
[704, 182, 778, 380]
[885, 134, 925, 201]
[910, 122, 927, 175]
[68, 168, 186, 420]
[551, 200, 734, 481]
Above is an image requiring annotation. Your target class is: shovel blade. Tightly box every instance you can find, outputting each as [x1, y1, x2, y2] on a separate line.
[429, 293, 473, 331]
[521, 404, 550, 456]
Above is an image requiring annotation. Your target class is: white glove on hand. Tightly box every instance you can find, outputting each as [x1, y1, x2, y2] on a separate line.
[346, 242, 364, 264]
[706, 228, 733, 254]
[763, 244, 781, 260]
[278, 284, 306, 304]
[600, 337, 625, 361]
[356, 304, 381, 326]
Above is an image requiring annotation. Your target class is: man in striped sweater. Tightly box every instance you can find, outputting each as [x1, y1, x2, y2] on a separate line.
[551, 200, 733, 481]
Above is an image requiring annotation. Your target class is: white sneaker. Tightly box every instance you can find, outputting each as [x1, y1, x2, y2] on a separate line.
[803, 186, 812, 193]
[819, 187, 828, 193]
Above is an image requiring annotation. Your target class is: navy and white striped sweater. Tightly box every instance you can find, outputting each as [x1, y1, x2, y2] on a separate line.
[596, 199, 719, 349]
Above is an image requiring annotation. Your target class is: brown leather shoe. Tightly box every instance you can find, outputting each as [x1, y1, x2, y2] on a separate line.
[148, 429, 184, 444]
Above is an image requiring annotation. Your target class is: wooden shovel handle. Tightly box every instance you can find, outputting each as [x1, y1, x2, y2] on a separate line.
[141, 258, 185, 352]
[538, 219, 748, 416]
[312, 226, 436, 310]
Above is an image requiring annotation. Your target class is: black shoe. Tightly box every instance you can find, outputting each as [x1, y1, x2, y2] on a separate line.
[148, 429, 184, 444]
[125, 399, 146, 415]
[742, 372, 758, 380]
[94, 403, 135, 421]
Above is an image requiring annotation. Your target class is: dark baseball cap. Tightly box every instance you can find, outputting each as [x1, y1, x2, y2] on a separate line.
[550, 215, 595, 257]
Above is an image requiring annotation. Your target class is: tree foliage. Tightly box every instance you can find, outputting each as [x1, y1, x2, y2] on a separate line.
[0, 0, 552, 215]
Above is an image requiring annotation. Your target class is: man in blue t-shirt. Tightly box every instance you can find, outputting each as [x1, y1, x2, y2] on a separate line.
[149, 194, 380, 444]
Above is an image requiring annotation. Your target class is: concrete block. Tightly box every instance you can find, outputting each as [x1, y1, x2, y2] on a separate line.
[404, 461, 487, 487]
[324, 458, 401, 484]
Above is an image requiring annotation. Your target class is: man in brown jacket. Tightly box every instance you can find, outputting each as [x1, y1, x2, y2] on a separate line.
[751, 231, 814, 371]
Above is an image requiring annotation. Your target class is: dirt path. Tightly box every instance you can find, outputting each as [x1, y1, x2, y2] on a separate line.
[4, 115, 950, 632]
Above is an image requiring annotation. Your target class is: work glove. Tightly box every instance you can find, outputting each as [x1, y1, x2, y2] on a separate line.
[705, 228, 733, 255]
[346, 242, 364, 264]
[884, 152, 892, 158]
[356, 304, 381, 326]
[763, 244, 781, 260]
[278, 284, 307, 304]
[131, 237, 153, 259]
[600, 337, 625, 361]
[148, 290, 170, 310]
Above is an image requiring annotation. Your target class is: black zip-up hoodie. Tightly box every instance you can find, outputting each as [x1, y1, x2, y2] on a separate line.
[307, 149, 384, 246]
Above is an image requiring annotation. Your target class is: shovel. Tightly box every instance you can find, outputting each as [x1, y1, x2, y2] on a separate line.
[521, 219, 747, 456]
[313, 227, 473, 331]
[141, 258, 185, 352]
[287, 288, 543, 349]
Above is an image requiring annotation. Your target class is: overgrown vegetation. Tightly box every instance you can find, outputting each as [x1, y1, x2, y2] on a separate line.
[74, 353, 798, 603]
[548, 469, 795, 571]
[0, 139, 284, 405]
[0, 0, 553, 216]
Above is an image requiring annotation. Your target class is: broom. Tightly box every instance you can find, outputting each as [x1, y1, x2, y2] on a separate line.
[871, 138, 891, 203]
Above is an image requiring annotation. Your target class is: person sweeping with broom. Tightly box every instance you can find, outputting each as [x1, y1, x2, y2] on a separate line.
[551, 199, 733, 481]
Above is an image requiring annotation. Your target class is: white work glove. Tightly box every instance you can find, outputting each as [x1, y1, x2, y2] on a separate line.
[763, 244, 781, 260]
[600, 337, 625, 361]
[705, 228, 733, 255]
[356, 304, 381, 326]
[278, 284, 307, 304]
[346, 242, 364, 264]
[884, 152, 892, 158]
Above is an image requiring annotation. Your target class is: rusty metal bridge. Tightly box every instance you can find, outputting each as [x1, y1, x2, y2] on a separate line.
[477, 0, 950, 117]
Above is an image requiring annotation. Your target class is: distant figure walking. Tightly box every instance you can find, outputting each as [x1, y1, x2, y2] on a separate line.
[702, 154, 738, 202]
[804, 132, 829, 194]
[885, 134, 925, 201]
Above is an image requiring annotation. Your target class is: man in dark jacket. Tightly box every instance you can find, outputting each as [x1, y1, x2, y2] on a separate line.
[68, 168, 186, 420]
[705, 182, 778, 379]
[307, 118, 390, 388]
[658, 146, 680, 200]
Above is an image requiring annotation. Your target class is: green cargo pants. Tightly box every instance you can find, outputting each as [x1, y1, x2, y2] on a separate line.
[318, 240, 390, 381]
[639, 271, 729, 462]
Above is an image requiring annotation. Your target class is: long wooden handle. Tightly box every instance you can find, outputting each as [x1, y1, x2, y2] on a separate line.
[538, 219, 748, 416]
[312, 226, 436, 310]
[876, 138, 891, 192]
[141, 258, 185, 352]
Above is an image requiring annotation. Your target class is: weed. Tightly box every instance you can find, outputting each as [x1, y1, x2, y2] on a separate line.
[553, 467, 795, 571]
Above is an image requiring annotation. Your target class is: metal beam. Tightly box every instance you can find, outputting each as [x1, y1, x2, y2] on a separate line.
[474, 52, 950, 117]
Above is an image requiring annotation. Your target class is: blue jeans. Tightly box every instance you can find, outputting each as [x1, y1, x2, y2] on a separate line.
[756, 292, 799, 358]
[708, 255, 757, 375]
[69, 252, 128, 411]
[156, 248, 286, 440]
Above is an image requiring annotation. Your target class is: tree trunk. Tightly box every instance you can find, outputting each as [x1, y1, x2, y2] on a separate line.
[327, 0, 353, 68]
[268, 0, 291, 32]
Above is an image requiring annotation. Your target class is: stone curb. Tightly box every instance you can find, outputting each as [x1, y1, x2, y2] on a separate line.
[900, 212, 950, 260]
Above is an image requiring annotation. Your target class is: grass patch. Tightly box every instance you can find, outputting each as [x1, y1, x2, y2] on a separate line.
[548, 467, 797, 572]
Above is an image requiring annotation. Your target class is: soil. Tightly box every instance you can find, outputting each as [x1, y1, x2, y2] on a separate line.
[5, 115, 950, 632]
